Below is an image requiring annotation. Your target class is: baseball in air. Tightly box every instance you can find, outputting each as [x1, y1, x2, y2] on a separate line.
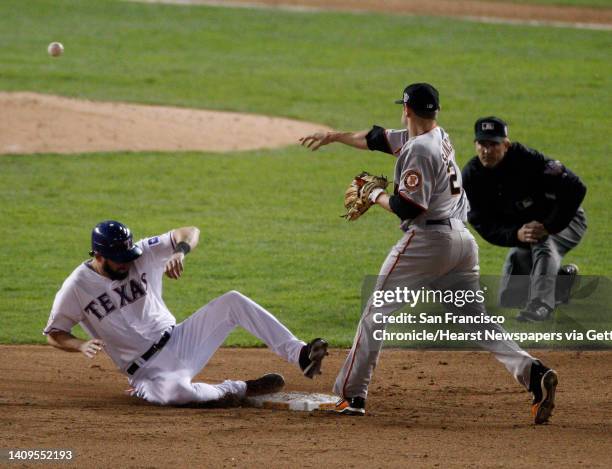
[47, 42, 64, 57]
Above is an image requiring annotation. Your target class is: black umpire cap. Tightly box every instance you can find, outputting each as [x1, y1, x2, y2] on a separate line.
[474, 116, 508, 143]
[395, 83, 440, 118]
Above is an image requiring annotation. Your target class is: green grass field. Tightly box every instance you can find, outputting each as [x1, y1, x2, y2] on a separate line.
[0, 0, 610, 345]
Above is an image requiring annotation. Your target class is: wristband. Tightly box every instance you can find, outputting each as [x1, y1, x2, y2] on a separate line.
[369, 188, 385, 203]
[174, 241, 191, 255]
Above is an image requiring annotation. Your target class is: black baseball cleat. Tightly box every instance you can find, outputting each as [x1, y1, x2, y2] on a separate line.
[299, 338, 329, 379]
[516, 300, 553, 322]
[245, 373, 285, 397]
[335, 396, 366, 416]
[529, 360, 558, 424]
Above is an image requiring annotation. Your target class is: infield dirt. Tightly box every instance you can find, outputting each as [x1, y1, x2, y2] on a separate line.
[139, 0, 612, 28]
[2, 346, 610, 468]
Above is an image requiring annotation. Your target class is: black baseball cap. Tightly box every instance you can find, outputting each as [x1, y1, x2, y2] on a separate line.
[474, 116, 508, 143]
[394, 83, 440, 117]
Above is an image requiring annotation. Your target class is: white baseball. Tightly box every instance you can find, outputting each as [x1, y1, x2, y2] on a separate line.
[47, 42, 64, 57]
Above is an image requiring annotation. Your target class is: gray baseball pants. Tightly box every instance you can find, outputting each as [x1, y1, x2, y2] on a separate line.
[333, 220, 536, 400]
[499, 208, 587, 310]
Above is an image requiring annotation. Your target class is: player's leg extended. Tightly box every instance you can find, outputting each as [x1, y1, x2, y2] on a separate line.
[442, 230, 558, 423]
[440, 230, 535, 386]
[333, 231, 432, 402]
[131, 291, 305, 406]
[332, 296, 397, 401]
[132, 370, 247, 406]
[429, 292, 557, 424]
[437, 273, 535, 388]
[174, 290, 306, 374]
[128, 349, 248, 406]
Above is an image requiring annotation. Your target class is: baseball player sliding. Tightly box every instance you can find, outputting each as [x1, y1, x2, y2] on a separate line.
[44, 221, 328, 406]
[300, 83, 558, 424]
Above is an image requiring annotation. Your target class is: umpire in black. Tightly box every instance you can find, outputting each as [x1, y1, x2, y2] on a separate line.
[462, 116, 587, 322]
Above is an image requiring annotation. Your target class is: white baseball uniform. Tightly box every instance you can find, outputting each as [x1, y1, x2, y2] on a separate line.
[44, 231, 305, 405]
[334, 125, 538, 399]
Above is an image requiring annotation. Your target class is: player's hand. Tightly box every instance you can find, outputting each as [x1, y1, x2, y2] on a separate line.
[164, 252, 185, 279]
[79, 339, 104, 359]
[299, 132, 334, 151]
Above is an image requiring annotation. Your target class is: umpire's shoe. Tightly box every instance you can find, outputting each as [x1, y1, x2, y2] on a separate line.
[556, 264, 579, 304]
[517, 300, 553, 322]
[245, 373, 285, 397]
[335, 396, 366, 416]
[299, 338, 329, 379]
[529, 360, 558, 424]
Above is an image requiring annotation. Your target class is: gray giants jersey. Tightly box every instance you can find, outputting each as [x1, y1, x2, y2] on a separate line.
[44, 232, 177, 372]
[385, 127, 469, 224]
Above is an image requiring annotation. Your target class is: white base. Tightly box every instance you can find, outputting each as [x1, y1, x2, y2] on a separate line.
[245, 391, 338, 412]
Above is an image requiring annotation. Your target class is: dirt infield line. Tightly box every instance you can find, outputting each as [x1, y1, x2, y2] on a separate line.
[2, 345, 611, 467]
[131, 0, 612, 30]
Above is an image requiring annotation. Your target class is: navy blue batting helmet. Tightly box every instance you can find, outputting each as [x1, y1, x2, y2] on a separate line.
[90, 220, 142, 263]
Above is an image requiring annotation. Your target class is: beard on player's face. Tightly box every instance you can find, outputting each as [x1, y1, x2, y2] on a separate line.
[102, 258, 130, 280]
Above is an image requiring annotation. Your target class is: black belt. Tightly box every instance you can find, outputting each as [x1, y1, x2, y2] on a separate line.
[425, 218, 452, 227]
[126, 327, 174, 375]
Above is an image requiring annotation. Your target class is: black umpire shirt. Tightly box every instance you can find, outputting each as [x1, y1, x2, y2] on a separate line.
[462, 142, 586, 247]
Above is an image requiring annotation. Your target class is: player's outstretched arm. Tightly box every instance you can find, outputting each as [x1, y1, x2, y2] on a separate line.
[47, 330, 104, 359]
[299, 130, 370, 151]
[165, 226, 200, 279]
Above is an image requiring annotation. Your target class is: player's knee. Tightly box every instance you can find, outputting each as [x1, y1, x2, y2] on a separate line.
[222, 290, 246, 303]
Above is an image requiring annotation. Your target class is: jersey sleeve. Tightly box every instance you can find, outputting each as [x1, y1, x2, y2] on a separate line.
[539, 158, 587, 234]
[396, 151, 435, 211]
[43, 285, 84, 335]
[385, 129, 408, 156]
[138, 231, 176, 268]
[366, 126, 407, 156]
[512, 143, 586, 234]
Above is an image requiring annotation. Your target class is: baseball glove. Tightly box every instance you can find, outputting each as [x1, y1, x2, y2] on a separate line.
[342, 171, 389, 221]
